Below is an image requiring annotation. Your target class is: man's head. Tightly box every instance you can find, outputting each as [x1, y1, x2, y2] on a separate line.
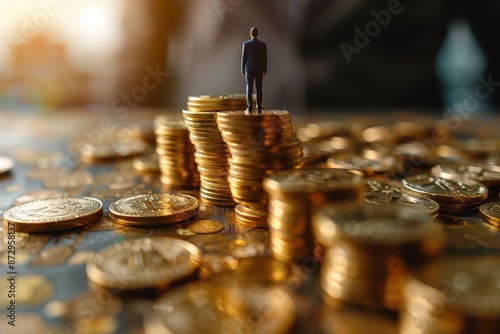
[250, 27, 258, 38]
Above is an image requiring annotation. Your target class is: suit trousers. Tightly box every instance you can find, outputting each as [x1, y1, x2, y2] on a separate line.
[245, 72, 263, 112]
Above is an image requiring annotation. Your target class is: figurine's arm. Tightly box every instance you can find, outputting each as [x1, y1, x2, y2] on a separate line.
[241, 43, 247, 76]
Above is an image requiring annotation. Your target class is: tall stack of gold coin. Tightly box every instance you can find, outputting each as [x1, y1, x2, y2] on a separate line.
[263, 168, 365, 262]
[216, 110, 304, 227]
[183, 95, 257, 206]
[154, 117, 199, 187]
[400, 256, 500, 334]
[313, 203, 444, 311]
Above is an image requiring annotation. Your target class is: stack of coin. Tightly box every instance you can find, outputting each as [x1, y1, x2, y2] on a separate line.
[313, 203, 444, 311]
[400, 256, 500, 334]
[431, 162, 500, 198]
[183, 95, 256, 206]
[109, 193, 199, 227]
[263, 168, 365, 262]
[402, 174, 488, 214]
[154, 117, 199, 187]
[146, 280, 295, 334]
[216, 110, 304, 227]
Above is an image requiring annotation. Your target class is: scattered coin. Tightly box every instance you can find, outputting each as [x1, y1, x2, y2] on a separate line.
[3, 196, 103, 232]
[86, 237, 202, 290]
[109, 193, 199, 226]
[188, 220, 224, 234]
[479, 201, 500, 227]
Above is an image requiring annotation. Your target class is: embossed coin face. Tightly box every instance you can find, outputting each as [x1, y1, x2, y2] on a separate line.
[109, 194, 199, 226]
[86, 237, 201, 290]
[3, 196, 103, 232]
[479, 201, 500, 227]
[0, 156, 14, 175]
[314, 203, 437, 248]
[188, 220, 224, 234]
[263, 167, 364, 195]
[365, 191, 439, 217]
[402, 174, 488, 204]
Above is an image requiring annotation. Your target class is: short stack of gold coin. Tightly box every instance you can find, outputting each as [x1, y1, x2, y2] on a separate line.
[313, 203, 444, 311]
[402, 174, 488, 214]
[216, 110, 304, 227]
[183, 95, 256, 206]
[263, 168, 365, 262]
[154, 117, 199, 187]
[400, 256, 500, 334]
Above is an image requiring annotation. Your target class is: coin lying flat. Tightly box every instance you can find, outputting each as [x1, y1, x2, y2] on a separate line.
[0, 156, 14, 175]
[479, 201, 500, 227]
[365, 191, 439, 217]
[109, 194, 199, 226]
[86, 237, 201, 290]
[187, 220, 224, 234]
[402, 174, 488, 204]
[3, 196, 103, 232]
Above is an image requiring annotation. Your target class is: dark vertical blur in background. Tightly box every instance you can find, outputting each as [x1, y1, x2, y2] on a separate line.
[0, 0, 498, 114]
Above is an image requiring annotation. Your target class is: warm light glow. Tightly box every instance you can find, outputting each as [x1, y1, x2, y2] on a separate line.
[80, 5, 107, 34]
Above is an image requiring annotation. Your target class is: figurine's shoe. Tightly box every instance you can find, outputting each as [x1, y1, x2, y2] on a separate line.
[244, 109, 251, 115]
[257, 109, 262, 114]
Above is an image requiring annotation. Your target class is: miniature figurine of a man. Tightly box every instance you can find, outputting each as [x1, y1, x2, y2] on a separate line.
[241, 27, 267, 114]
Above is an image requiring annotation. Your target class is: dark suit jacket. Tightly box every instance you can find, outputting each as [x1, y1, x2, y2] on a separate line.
[241, 37, 267, 74]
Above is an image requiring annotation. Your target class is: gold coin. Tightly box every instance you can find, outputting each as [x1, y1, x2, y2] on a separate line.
[3, 196, 103, 232]
[86, 237, 201, 290]
[133, 153, 160, 173]
[313, 202, 439, 248]
[0, 274, 54, 307]
[78, 140, 149, 162]
[401, 255, 500, 334]
[188, 220, 224, 234]
[0, 156, 14, 175]
[152, 281, 294, 334]
[402, 174, 488, 204]
[198, 254, 239, 281]
[479, 201, 500, 227]
[365, 191, 439, 217]
[109, 194, 199, 226]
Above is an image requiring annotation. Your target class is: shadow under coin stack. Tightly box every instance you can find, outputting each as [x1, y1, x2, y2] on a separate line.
[263, 168, 365, 262]
[313, 203, 444, 311]
[216, 110, 304, 227]
[154, 117, 199, 187]
[183, 95, 255, 206]
[400, 256, 500, 334]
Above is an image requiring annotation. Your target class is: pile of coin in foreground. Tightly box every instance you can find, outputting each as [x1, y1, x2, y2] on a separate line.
[216, 110, 304, 227]
[263, 168, 364, 262]
[400, 256, 500, 334]
[154, 118, 199, 187]
[144, 280, 296, 334]
[86, 237, 202, 291]
[313, 202, 444, 311]
[182, 95, 254, 206]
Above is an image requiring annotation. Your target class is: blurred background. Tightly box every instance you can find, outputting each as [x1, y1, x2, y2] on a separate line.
[0, 0, 499, 114]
